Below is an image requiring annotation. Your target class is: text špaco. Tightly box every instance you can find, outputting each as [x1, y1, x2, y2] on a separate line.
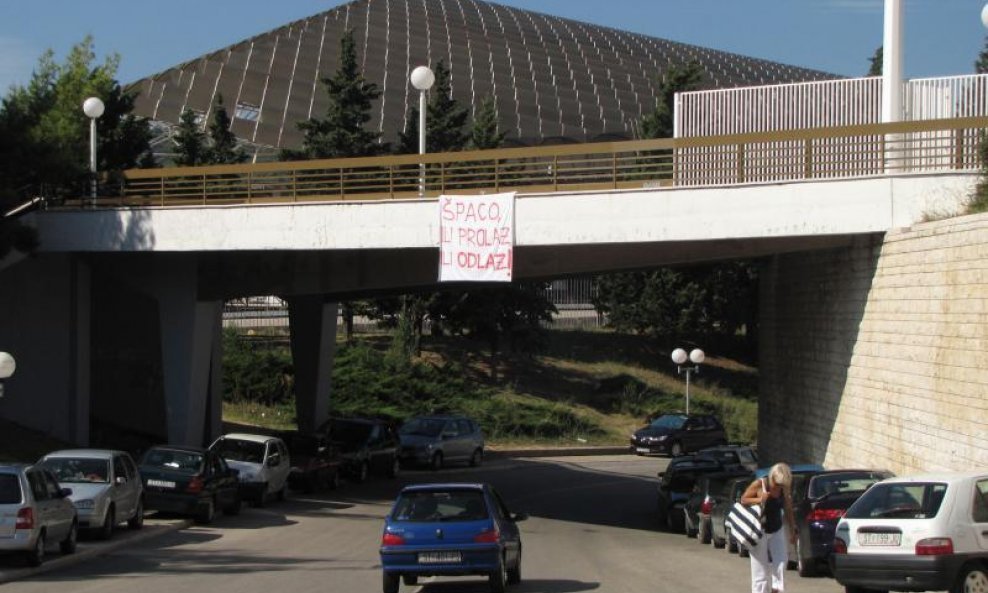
[438, 193, 514, 282]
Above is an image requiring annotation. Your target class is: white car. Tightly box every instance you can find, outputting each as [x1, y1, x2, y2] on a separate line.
[832, 471, 988, 593]
[209, 433, 291, 506]
[38, 449, 144, 539]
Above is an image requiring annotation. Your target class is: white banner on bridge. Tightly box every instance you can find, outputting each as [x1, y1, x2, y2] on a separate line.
[438, 192, 515, 282]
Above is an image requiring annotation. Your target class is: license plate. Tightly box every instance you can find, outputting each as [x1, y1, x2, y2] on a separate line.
[636, 447, 650, 453]
[147, 479, 176, 489]
[418, 551, 462, 564]
[858, 532, 901, 546]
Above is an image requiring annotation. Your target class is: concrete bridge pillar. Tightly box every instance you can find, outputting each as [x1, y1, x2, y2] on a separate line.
[149, 260, 223, 446]
[288, 297, 338, 434]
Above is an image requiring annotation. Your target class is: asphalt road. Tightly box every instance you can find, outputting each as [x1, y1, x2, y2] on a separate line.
[0, 455, 845, 593]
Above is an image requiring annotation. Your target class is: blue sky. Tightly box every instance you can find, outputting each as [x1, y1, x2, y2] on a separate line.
[1, 0, 986, 92]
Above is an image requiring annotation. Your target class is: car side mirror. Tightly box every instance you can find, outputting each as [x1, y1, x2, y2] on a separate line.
[512, 512, 528, 522]
[59, 487, 72, 498]
[267, 456, 279, 467]
[115, 476, 127, 485]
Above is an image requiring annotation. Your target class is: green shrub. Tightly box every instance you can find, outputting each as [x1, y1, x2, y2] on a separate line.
[222, 330, 294, 404]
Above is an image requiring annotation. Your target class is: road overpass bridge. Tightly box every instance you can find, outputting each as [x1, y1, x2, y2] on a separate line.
[1, 116, 985, 473]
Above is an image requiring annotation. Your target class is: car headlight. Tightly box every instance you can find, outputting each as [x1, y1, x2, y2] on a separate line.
[656, 435, 668, 441]
[240, 471, 257, 482]
[74, 499, 95, 509]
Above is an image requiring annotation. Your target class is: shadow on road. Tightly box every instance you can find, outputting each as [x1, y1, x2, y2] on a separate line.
[420, 578, 601, 592]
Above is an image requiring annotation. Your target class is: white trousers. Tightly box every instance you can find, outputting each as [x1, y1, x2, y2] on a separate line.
[749, 527, 787, 593]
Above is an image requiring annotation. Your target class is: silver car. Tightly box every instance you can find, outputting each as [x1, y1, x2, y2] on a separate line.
[38, 449, 144, 539]
[0, 464, 77, 566]
[398, 416, 485, 470]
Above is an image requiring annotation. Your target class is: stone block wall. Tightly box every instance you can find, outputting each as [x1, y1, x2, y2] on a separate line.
[759, 214, 988, 474]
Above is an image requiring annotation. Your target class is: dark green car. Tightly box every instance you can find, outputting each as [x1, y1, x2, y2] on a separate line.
[139, 445, 241, 524]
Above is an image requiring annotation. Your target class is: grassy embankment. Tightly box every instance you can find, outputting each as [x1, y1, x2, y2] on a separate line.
[224, 328, 759, 447]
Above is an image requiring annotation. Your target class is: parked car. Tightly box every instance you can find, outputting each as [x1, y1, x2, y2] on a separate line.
[696, 444, 760, 472]
[710, 474, 758, 555]
[322, 417, 400, 483]
[684, 470, 753, 543]
[282, 431, 342, 493]
[138, 445, 241, 524]
[656, 453, 728, 532]
[631, 413, 727, 457]
[209, 433, 291, 505]
[787, 468, 893, 577]
[833, 471, 988, 593]
[379, 482, 526, 593]
[0, 464, 77, 566]
[37, 449, 144, 539]
[398, 415, 485, 470]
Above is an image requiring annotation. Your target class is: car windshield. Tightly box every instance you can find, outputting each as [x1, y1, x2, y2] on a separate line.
[400, 418, 445, 438]
[392, 490, 489, 522]
[650, 415, 686, 430]
[844, 482, 947, 520]
[0, 474, 22, 503]
[40, 457, 110, 483]
[212, 438, 266, 463]
[140, 449, 204, 474]
[329, 420, 373, 444]
[809, 471, 887, 499]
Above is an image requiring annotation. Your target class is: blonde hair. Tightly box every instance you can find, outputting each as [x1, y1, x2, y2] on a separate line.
[768, 463, 792, 489]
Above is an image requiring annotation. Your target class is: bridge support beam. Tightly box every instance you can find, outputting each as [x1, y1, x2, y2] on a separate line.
[150, 260, 223, 446]
[288, 297, 338, 434]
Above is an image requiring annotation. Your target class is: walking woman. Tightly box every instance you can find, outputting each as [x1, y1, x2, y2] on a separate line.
[741, 462, 796, 593]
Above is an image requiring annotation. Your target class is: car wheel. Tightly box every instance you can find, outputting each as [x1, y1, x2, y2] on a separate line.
[225, 492, 242, 516]
[403, 574, 418, 585]
[727, 529, 738, 553]
[26, 530, 45, 567]
[356, 462, 369, 484]
[430, 451, 444, 471]
[489, 554, 508, 593]
[382, 572, 399, 593]
[669, 509, 686, 534]
[196, 498, 215, 524]
[59, 521, 77, 555]
[470, 448, 483, 467]
[255, 483, 269, 507]
[276, 486, 286, 502]
[713, 533, 726, 549]
[739, 545, 750, 558]
[98, 505, 115, 540]
[128, 500, 145, 530]
[507, 552, 522, 585]
[388, 457, 400, 479]
[699, 519, 712, 544]
[845, 588, 888, 593]
[952, 563, 988, 593]
[670, 441, 684, 456]
[797, 539, 816, 577]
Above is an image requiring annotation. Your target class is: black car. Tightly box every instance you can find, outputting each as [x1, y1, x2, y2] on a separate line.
[631, 414, 727, 457]
[656, 454, 727, 532]
[695, 444, 759, 472]
[684, 470, 753, 543]
[282, 432, 343, 493]
[138, 445, 241, 524]
[321, 417, 400, 483]
[788, 468, 893, 577]
[710, 474, 756, 555]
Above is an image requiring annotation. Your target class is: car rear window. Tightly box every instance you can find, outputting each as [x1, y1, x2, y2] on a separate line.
[399, 418, 445, 438]
[0, 474, 22, 504]
[844, 482, 947, 520]
[392, 490, 489, 522]
[141, 449, 204, 474]
[212, 438, 266, 463]
[40, 457, 110, 483]
[809, 471, 887, 499]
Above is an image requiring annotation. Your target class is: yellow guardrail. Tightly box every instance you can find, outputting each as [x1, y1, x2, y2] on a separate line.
[102, 117, 988, 207]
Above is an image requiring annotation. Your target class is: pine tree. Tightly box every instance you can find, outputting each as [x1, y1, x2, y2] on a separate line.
[206, 94, 247, 164]
[639, 61, 703, 139]
[976, 38, 988, 74]
[282, 30, 384, 160]
[173, 109, 207, 166]
[398, 61, 469, 154]
[470, 96, 505, 150]
[868, 46, 883, 76]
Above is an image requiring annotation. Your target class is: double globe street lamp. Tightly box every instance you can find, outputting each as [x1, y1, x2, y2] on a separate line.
[670, 347, 704, 415]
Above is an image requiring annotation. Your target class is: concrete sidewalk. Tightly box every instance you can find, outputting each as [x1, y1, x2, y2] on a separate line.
[485, 444, 629, 458]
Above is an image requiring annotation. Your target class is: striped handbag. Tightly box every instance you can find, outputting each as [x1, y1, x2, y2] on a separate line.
[726, 502, 763, 547]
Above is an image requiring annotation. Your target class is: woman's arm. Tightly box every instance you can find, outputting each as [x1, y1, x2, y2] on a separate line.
[740, 479, 766, 506]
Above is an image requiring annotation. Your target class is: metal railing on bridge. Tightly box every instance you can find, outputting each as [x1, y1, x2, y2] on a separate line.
[108, 116, 988, 208]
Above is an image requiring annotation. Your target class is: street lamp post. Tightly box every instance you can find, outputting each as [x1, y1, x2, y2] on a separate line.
[0, 352, 15, 399]
[83, 97, 105, 206]
[409, 66, 435, 197]
[670, 347, 704, 415]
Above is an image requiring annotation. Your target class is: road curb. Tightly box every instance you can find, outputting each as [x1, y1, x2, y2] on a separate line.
[0, 519, 190, 585]
[486, 446, 629, 458]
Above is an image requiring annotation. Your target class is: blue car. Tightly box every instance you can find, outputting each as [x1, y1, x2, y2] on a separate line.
[379, 483, 526, 593]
